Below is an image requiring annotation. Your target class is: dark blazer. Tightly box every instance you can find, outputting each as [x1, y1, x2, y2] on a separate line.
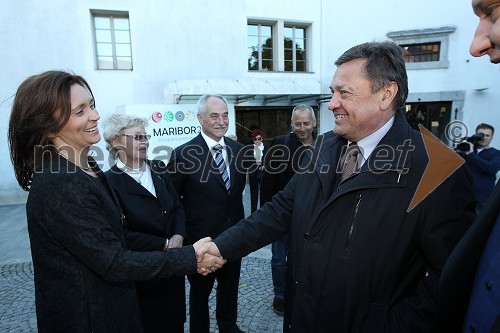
[167, 134, 248, 243]
[105, 160, 187, 330]
[106, 160, 186, 251]
[260, 132, 312, 205]
[433, 184, 500, 333]
[27, 155, 197, 333]
[214, 110, 475, 332]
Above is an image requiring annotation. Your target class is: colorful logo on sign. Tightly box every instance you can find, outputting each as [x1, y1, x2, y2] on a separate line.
[164, 112, 174, 122]
[151, 110, 196, 122]
[151, 112, 163, 123]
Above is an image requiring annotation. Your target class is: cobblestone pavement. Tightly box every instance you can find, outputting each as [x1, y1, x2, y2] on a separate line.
[0, 185, 284, 332]
[0, 257, 283, 332]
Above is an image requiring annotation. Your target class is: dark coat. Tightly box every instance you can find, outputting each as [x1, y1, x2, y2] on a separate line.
[167, 134, 248, 243]
[105, 160, 187, 329]
[260, 132, 309, 205]
[433, 184, 500, 333]
[105, 160, 186, 251]
[462, 147, 500, 203]
[27, 155, 197, 333]
[214, 110, 475, 333]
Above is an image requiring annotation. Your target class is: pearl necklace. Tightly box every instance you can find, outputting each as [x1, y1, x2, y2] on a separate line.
[55, 150, 90, 171]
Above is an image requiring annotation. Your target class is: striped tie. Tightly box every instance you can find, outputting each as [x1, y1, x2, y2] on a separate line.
[213, 144, 231, 192]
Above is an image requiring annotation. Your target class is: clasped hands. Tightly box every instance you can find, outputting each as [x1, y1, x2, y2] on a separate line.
[192, 237, 226, 275]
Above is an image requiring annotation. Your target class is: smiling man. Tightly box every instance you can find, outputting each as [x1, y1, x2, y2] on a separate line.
[260, 104, 316, 316]
[167, 94, 246, 333]
[194, 42, 475, 333]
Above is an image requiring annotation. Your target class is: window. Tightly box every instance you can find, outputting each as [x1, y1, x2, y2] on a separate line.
[284, 26, 306, 72]
[91, 10, 132, 70]
[401, 42, 440, 63]
[247, 24, 273, 71]
[247, 20, 310, 72]
[387, 26, 455, 70]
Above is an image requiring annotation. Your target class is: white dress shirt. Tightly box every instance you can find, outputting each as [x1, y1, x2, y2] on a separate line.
[348, 115, 395, 168]
[200, 131, 231, 180]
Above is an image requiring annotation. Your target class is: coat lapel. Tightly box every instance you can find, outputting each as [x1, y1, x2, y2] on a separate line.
[313, 133, 344, 199]
[319, 110, 413, 211]
[110, 164, 154, 197]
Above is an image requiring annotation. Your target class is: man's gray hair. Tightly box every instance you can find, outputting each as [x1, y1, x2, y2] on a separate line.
[291, 104, 316, 123]
[197, 94, 229, 116]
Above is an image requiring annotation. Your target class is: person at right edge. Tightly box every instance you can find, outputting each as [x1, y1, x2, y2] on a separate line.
[197, 41, 476, 332]
[433, 1, 500, 332]
[260, 104, 316, 315]
[456, 123, 500, 215]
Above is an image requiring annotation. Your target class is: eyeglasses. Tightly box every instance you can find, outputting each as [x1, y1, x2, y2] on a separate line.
[254, 137, 262, 141]
[121, 134, 151, 141]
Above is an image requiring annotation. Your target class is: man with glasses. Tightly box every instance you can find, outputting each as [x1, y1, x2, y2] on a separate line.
[260, 104, 316, 316]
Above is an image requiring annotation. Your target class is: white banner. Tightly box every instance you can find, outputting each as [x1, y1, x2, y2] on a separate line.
[118, 104, 235, 162]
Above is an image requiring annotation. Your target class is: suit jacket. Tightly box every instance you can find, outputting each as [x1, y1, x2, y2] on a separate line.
[167, 134, 248, 243]
[214, 110, 475, 332]
[105, 160, 186, 251]
[433, 184, 500, 333]
[105, 159, 187, 323]
[260, 132, 313, 205]
[27, 155, 197, 333]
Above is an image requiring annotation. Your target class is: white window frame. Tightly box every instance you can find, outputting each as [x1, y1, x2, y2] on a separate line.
[247, 21, 275, 71]
[247, 19, 311, 73]
[387, 26, 456, 70]
[90, 9, 133, 70]
[284, 24, 307, 72]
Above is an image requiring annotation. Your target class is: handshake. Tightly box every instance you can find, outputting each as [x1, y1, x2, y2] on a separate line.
[192, 237, 226, 275]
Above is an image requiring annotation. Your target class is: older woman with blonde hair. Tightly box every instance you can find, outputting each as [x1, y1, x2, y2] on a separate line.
[103, 114, 188, 333]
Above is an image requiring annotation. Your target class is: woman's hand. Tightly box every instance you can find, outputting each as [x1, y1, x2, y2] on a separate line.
[193, 237, 226, 275]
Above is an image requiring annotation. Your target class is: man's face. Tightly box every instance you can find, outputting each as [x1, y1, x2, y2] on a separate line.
[471, 0, 500, 63]
[328, 59, 393, 142]
[292, 110, 316, 142]
[197, 97, 229, 141]
[477, 128, 494, 148]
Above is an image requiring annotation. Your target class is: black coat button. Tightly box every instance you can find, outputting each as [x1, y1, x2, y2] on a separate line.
[469, 324, 476, 332]
[304, 233, 310, 240]
[486, 281, 493, 291]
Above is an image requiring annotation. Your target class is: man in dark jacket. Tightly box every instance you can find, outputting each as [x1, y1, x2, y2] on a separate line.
[433, 1, 500, 332]
[260, 104, 316, 315]
[195, 41, 475, 332]
[457, 123, 500, 214]
[168, 94, 246, 333]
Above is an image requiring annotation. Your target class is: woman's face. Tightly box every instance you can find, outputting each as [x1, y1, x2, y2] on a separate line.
[51, 83, 100, 152]
[112, 125, 149, 165]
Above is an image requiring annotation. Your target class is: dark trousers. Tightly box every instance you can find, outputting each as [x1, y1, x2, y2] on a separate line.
[249, 169, 262, 213]
[271, 234, 290, 300]
[188, 258, 242, 333]
[136, 276, 186, 333]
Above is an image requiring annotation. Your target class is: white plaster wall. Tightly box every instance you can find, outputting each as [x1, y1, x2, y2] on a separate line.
[1, 0, 499, 202]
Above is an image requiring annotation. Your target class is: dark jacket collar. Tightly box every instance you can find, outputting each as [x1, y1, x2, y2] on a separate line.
[312, 109, 415, 198]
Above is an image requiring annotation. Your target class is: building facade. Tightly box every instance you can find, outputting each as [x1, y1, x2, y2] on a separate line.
[1, 0, 499, 203]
